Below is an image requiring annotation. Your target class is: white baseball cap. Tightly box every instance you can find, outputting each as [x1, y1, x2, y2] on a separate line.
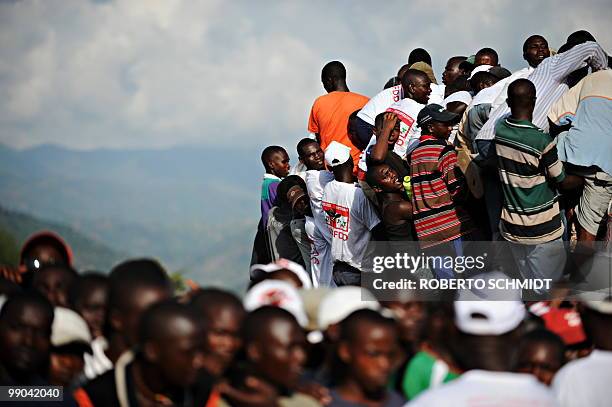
[244, 280, 309, 327]
[317, 286, 380, 331]
[52, 307, 92, 349]
[578, 291, 612, 314]
[443, 90, 472, 107]
[468, 64, 493, 79]
[249, 259, 312, 289]
[324, 141, 352, 167]
[454, 300, 525, 335]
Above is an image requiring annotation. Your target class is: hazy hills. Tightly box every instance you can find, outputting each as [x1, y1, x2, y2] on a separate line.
[0, 143, 265, 291]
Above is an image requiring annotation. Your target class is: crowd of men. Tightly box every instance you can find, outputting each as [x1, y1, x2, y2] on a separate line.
[0, 29, 611, 407]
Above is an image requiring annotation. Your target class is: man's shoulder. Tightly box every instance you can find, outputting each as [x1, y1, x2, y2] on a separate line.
[553, 354, 596, 385]
[388, 97, 423, 114]
[495, 118, 549, 143]
[77, 369, 119, 406]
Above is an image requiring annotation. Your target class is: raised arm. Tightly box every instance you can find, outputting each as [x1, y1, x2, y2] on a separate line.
[546, 41, 607, 82]
[370, 112, 398, 164]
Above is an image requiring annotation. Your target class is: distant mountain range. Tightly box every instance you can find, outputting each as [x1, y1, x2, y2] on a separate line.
[0, 143, 266, 292]
[0, 206, 125, 271]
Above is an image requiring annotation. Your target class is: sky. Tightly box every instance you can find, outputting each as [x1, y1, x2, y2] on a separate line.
[1, 0, 611, 151]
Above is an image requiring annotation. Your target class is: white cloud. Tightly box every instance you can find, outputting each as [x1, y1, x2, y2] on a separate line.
[0, 0, 610, 150]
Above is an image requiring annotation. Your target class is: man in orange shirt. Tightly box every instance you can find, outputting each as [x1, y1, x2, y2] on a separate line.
[308, 61, 369, 171]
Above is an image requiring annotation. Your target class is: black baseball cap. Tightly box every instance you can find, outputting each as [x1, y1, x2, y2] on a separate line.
[417, 104, 459, 127]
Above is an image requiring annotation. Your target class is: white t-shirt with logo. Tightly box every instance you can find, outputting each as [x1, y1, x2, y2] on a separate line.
[386, 98, 425, 159]
[552, 349, 612, 407]
[408, 370, 557, 407]
[305, 170, 335, 244]
[357, 85, 403, 126]
[321, 180, 380, 271]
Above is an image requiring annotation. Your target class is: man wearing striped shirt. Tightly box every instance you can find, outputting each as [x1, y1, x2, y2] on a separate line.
[495, 79, 580, 286]
[476, 40, 608, 153]
[410, 104, 476, 278]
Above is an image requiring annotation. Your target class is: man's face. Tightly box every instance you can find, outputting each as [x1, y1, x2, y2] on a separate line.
[269, 151, 291, 178]
[524, 37, 550, 68]
[430, 121, 454, 140]
[22, 244, 66, 272]
[292, 195, 309, 217]
[201, 306, 244, 377]
[114, 285, 172, 347]
[442, 59, 463, 85]
[74, 284, 108, 339]
[388, 119, 401, 145]
[384, 301, 426, 345]
[410, 76, 432, 105]
[341, 323, 400, 393]
[154, 316, 206, 387]
[373, 165, 402, 193]
[32, 267, 75, 308]
[251, 318, 307, 390]
[475, 54, 497, 67]
[0, 303, 52, 381]
[300, 143, 325, 171]
[49, 352, 85, 387]
[516, 342, 563, 386]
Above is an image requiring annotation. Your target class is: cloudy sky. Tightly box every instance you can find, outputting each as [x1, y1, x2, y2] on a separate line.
[1, 0, 611, 150]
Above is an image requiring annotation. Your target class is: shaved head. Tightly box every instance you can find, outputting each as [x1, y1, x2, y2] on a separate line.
[507, 78, 536, 117]
[508, 78, 536, 100]
[321, 61, 346, 81]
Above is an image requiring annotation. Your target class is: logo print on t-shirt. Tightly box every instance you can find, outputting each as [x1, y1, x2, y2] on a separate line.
[386, 108, 415, 148]
[322, 202, 350, 232]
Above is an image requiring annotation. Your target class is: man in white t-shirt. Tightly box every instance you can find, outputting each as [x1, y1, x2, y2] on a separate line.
[407, 300, 557, 406]
[321, 141, 381, 286]
[354, 83, 403, 148]
[305, 166, 335, 288]
[385, 69, 431, 159]
[552, 296, 612, 407]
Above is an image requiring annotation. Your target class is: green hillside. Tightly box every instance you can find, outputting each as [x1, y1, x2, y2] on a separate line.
[0, 206, 125, 272]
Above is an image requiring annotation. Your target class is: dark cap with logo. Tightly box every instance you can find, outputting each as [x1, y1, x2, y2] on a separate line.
[417, 104, 459, 127]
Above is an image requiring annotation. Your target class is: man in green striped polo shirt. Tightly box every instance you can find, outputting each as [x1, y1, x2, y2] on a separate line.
[494, 79, 580, 290]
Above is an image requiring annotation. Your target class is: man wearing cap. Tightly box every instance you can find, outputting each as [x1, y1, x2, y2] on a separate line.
[408, 300, 557, 406]
[410, 104, 475, 277]
[322, 141, 382, 286]
[552, 297, 612, 407]
[49, 307, 92, 388]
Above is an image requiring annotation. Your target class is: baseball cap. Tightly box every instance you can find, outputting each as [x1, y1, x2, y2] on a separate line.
[417, 104, 459, 127]
[324, 141, 351, 167]
[443, 90, 472, 107]
[300, 287, 331, 343]
[468, 64, 493, 79]
[287, 185, 307, 210]
[488, 66, 512, 80]
[455, 300, 526, 335]
[317, 286, 380, 331]
[243, 280, 309, 327]
[52, 307, 92, 352]
[578, 291, 612, 314]
[249, 259, 312, 289]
